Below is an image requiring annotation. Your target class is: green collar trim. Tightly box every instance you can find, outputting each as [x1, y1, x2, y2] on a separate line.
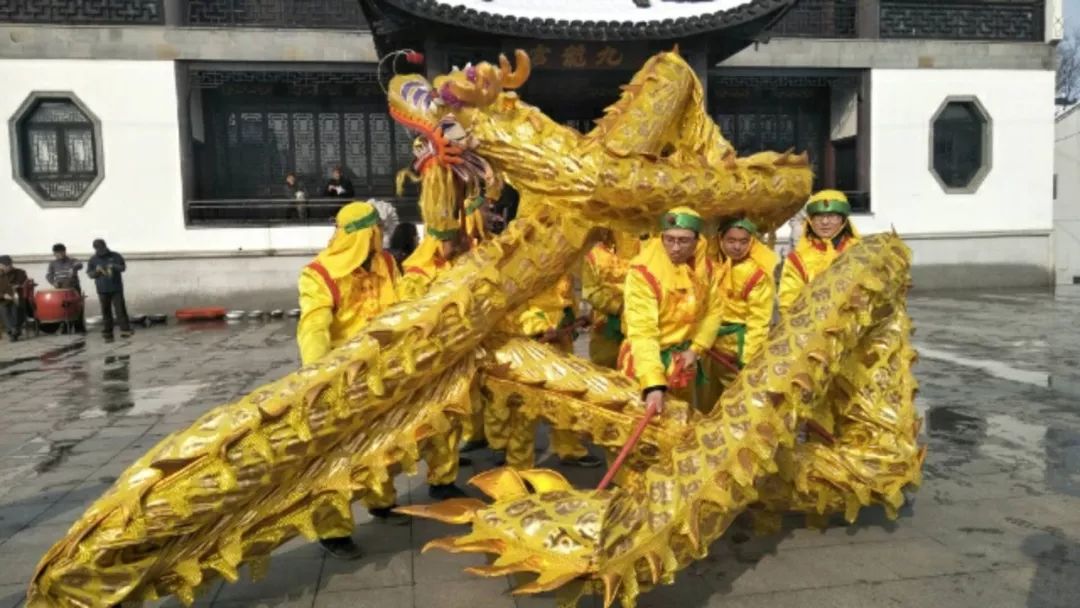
[661, 212, 703, 234]
[806, 199, 851, 217]
[343, 210, 380, 234]
[426, 226, 461, 241]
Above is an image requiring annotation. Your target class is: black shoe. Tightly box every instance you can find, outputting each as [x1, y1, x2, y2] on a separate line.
[428, 483, 468, 500]
[560, 454, 604, 468]
[369, 506, 411, 526]
[319, 536, 364, 560]
[460, 439, 489, 453]
[8, 333, 17, 342]
[458, 456, 473, 467]
[120, 330, 133, 338]
[102, 333, 115, 342]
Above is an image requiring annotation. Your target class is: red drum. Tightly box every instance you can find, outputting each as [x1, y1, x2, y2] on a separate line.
[34, 288, 84, 323]
[176, 307, 227, 322]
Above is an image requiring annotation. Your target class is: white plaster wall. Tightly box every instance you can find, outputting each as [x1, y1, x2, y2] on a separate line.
[0, 59, 334, 261]
[1054, 108, 1080, 284]
[863, 69, 1055, 242]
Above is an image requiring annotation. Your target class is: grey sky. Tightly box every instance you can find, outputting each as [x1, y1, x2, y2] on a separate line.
[1069, 0, 1079, 27]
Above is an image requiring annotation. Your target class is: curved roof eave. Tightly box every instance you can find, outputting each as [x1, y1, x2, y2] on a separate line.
[379, 0, 798, 41]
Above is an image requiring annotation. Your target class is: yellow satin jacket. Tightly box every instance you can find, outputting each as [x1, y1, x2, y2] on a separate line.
[778, 231, 860, 311]
[582, 244, 628, 320]
[499, 274, 577, 337]
[619, 238, 723, 390]
[714, 255, 776, 364]
[297, 251, 399, 364]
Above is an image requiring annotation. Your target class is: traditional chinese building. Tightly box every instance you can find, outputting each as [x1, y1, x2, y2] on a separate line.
[0, 0, 1063, 313]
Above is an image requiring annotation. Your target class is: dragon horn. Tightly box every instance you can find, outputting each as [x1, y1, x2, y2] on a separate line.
[499, 49, 531, 89]
[448, 64, 501, 106]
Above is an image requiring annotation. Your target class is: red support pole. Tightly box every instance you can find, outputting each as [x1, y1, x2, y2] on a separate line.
[596, 403, 658, 491]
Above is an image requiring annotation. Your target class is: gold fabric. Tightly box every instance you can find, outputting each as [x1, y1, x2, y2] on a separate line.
[398, 236, 451, 302]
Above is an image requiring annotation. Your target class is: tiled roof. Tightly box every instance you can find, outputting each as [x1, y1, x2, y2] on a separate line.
[379, 0, 796, 40]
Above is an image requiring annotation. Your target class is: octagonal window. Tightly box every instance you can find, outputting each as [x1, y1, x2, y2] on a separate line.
[9, 93, 103, 207]
[930, 97, 991, 193]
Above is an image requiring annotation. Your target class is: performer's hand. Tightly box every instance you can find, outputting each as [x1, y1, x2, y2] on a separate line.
[677, 349, 698, 370]
[539, 328, 559, 343]
[645, 389, 665, 414]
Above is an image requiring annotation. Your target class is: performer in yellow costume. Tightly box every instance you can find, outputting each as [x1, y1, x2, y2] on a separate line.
[396, 231, 473, 500]
[700, 218, 777, 411]
[779, 190, 861, 311]
[297, 201, 403, 558]
[619, 207, 723, 414]
[495, 274, 602, 469]
[582, 229, 639, 369]
[398, 233, 463, 300]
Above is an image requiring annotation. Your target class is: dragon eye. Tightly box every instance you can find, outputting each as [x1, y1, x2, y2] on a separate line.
[441, 122, 467, 141]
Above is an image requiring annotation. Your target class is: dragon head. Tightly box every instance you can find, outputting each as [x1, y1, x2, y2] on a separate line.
[388, 50, 531, 239]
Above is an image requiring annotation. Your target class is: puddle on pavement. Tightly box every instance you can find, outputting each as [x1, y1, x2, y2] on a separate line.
[1044, 427, 1080, 497]
[35, 440, 78, 473]
[1048, 375, 1080, 398]
[917, 345, 1049, 387]
[928, 405, 987, 447]
[0, 339, 86, 379]
[980, 414, 1047, 469]
[99, 355, 133, 413]
[81, 381, 208, 419]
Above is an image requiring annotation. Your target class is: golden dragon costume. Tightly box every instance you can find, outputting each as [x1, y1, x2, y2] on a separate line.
[27, 49, 923, 608]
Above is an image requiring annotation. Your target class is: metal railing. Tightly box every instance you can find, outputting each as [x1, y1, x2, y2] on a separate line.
[186, 198, 420, 227]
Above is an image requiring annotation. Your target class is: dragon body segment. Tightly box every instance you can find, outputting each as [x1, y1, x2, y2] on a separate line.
[27, 48, 921, 608]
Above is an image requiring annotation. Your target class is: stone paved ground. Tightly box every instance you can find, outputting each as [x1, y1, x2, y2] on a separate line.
[1, 291, 1079, 608]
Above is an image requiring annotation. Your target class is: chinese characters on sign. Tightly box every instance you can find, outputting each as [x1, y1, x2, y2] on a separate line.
[517, 43, 636, 69]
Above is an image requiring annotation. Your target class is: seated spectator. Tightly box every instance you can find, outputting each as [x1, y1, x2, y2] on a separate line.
[324, 166, 355, 198]
[0, 255, 29, 342]
[284, 172, 308, 221]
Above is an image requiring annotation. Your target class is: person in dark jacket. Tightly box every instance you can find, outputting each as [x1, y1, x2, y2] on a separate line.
[323, 166, 355, 199]
[387, 222, 419, 271]
[0, 255, 29, 341]
[47, 243, 83, 292]
[87, 239, 132, 339]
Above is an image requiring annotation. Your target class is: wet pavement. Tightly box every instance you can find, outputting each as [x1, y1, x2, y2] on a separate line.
[1, 291, 1079, 608]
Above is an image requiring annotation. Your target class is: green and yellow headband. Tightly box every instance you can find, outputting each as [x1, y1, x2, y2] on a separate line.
[426, 226, 461, 241]
[342, 209, 381, 234]
[806, 199, 851, 217]
[660, 211, 703, 234]
[721, 218, 758, 236]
